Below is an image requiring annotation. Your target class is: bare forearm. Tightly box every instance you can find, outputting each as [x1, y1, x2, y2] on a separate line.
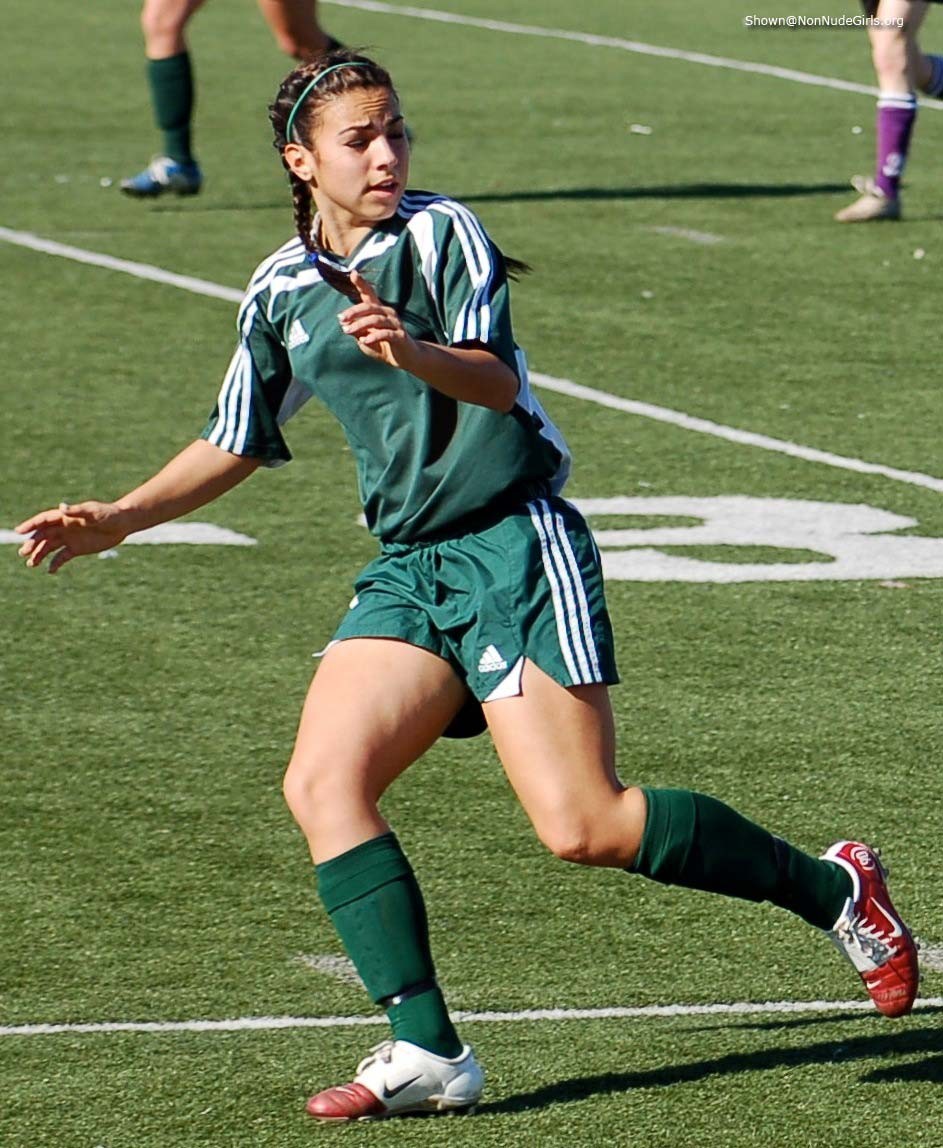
[399, 342, 520, 412]
[115, 440, 261, 533]
[17, 440, 261, 574]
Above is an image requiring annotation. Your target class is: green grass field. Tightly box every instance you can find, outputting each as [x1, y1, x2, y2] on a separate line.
[3, 1, 943, 1144]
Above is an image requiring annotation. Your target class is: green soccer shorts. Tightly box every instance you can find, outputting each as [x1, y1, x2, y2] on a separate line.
[328, 497, 618, 730]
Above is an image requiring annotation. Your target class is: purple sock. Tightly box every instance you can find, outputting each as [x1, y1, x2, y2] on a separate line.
[874, 93, 917, 200]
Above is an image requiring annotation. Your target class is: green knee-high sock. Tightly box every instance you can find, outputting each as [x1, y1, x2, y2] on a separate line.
[632, 788, 852, 929]
[316, 833, 462, 1058]
[146, 53, 195, 164]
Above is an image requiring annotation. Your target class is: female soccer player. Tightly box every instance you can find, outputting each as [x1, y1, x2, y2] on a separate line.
[121, 0, 337, 197]
[19, 50, 918, 1121]
[836, 0, 943, 221]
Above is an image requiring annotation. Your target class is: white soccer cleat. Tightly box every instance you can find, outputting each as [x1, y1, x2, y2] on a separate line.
[305, 1039, 484, 1121]
[822, 841, 918, 1017]
[834, 177, 901, 222]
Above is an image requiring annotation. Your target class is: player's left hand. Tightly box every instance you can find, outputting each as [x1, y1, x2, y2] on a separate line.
[338, 270, 418, 369]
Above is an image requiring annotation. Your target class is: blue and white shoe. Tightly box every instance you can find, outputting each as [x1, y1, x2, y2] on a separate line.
[120, 155, 203, 198]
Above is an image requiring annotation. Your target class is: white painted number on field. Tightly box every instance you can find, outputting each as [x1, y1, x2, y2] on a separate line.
[0, 523, 257, 547]
[122, 523, 257, 546]
[572, 496, 943, 582]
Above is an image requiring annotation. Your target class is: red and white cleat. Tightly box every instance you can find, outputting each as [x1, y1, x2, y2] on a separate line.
[306, 1040, 484, 1122]
[822, 841, 918, 1018]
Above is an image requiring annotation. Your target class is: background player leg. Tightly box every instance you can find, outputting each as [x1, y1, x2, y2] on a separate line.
[121, 0, 207, 197]
[256, 0, 335, 60]
[485, 660, 916, 1014]
[836, 0, 929, 221]
[282, 638, 483, 1119]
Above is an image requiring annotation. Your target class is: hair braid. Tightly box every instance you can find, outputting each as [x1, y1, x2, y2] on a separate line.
[288, 171, 316, 257]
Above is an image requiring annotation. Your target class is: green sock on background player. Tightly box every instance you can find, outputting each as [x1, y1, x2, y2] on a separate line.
[316, 833, 463, 1058]
[633, 788, 852, 928]
[146, 52, 195, 164]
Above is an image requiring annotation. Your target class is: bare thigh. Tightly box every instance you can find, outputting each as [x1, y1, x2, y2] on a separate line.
[871, 0, 929, 88]
[256, 0, 331, 58]
[283, 638, 467, 863]
[484, 660, 646, 868]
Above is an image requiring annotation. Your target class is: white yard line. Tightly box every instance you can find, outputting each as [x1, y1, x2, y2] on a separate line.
[530, 372, 943, 495]
[650, 226, 725, 245]
[324, 0, 943, 109]
[3, 225, 943, 495]
[3, 996, 942, 1037]
[0, 226, 242, 304]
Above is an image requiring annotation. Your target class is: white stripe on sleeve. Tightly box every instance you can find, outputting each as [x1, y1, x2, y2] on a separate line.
[207, 346, 242, 449]
[232, 348, 253, 454]
[428, 201, 493, 343]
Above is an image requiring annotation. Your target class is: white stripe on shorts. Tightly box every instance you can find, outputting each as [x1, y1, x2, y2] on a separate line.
[528, 499, 600, 684]
[546, 504, 603, 682]
[529, 502, 581, 681]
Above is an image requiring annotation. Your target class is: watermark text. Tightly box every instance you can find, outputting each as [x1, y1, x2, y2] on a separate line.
[744, 14, 903, 29]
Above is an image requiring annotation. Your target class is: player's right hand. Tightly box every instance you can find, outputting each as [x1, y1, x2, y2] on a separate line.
[15, 501, 131, 574]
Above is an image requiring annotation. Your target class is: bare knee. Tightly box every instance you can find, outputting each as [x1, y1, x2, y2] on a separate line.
[870, 31, 911, 86]
[141, 0, 194, 53]
[541, 825, 601, 866]
[282, 754, 347, 831]
[282, 757, 310, 821]
[530, 788, 646, 868]
[271, 28, 324, 59]
[282, 751, 389, 863]
[141, 0, 187, 39]
[260, 5, 328, 60]
[535, 817, 621, 867]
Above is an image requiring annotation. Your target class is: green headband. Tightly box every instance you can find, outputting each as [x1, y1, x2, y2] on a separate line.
[285, 62, 372, 144]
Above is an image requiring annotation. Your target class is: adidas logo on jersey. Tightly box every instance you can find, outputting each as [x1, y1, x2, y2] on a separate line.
[477, 644, 508, 673]
[287, 319, 310, 349]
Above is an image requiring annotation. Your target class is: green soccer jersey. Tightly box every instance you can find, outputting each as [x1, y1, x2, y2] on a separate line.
[202, 191, 570, 545]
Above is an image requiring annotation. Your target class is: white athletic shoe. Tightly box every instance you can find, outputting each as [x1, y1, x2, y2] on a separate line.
[834, 177, 901, 222]
[305, 1039, 484, 1122]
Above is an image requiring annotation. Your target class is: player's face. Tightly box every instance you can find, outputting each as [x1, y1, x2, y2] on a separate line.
[308, 88, 409, 224]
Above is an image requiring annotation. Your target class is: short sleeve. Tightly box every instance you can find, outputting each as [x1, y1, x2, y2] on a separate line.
[431, 202, 519, 374]
[201, 294, 294, 466]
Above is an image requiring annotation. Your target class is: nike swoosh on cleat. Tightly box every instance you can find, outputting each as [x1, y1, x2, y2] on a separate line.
[870, 899, 903, 939]
[382, 1075, 422, 1100]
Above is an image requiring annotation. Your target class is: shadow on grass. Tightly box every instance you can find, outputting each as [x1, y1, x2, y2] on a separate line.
[149, 181, 853, 213]
[481, 1026, 943, 1115]
[681, 1010, 877, 1034]
[863, 1055, 943, 1083]
[728, 1004, 943, 1033]
[150, 200, 287, 213]
[461, 182, 852, 204]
